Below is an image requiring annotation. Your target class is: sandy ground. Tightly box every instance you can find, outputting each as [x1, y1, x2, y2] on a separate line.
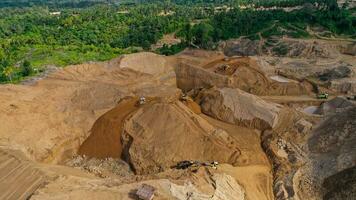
[219, 164, 274, 200]
[203, 115, 274, 200]
[0, 38, 354, 199]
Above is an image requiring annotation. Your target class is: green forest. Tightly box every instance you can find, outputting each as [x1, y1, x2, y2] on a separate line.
[0, 0, 355, 83]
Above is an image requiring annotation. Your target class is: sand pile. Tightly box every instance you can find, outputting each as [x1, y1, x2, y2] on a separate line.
[118, 52, 176, 76]
[78, 97, 139, 159]
[176, 56, 313, 96]
[196, 87, 281, 130]
[2, 43, 352, 200]
[0, 52, 177, 164]
[122, 100, 241, 174]
[317, 64, 353, 81]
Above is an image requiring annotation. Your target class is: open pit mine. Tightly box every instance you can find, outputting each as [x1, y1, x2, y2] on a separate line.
[0, 38, 355, 200]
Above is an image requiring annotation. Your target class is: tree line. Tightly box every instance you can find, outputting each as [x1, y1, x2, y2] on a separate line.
[0, 0, 355, 83]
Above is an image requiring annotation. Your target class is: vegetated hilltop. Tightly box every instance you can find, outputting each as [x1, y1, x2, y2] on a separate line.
[0, 0, 355, 83]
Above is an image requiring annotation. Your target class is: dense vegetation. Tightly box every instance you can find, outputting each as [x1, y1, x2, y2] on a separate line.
[0, 0, 355, 83]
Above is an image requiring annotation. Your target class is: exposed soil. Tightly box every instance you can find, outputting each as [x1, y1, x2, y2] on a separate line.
[78, 97, 139, 159]
[0, 38, 355, 200]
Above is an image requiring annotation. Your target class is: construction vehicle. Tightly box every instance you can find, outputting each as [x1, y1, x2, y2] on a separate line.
[317, 93, 329, 99]
[346, 95, 356, 101]
[138, 96, 146, 105]
[180, 93, 188, 101]
[174, 160, 195, 169]
[173, 160, 219, 170]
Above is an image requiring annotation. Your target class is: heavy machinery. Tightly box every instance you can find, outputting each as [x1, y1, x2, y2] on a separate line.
[317, 93, 329, 99]
[180, 93, 188, 101]
[346, 95, 356, 101]
[173, 160, 219, 170]
[138, 96, 146, 105]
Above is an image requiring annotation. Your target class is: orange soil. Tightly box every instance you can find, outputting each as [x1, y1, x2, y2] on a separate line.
[78, 97, 139, 158]
[182, 99, 202, 114]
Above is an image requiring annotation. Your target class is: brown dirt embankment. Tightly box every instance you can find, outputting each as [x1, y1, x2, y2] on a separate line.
[78, 97, 139, 159]
[176, 55, 314, 96]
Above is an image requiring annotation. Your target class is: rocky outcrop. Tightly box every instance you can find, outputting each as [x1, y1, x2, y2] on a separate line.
[296, 107, 356, 199]
[220, 39, 260, 56]
[315, 96, 356, 115]
[322, 166, 356, 200]
[220, 38, 342, 59]
[317, 64, 353, 81]
[330, 79, 356, 94]
[279, 40, 338, 58]
[170, 173, 245, 200]
[197, 87, 281, 130]
[341, 42, 356, 56]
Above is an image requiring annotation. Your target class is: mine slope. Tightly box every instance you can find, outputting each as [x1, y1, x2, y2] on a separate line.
[0, 38, 355, 200]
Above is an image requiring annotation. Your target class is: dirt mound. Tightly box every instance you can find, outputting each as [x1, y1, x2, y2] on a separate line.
[119, 52, 176, 76]
[78, 97, 139, 159]
[177, 49, 224, 67]
[196, 87, 281, 130]
[122, 100, 241, 174]
[175, 56, 313, 96]
[0, 52, 177, 164]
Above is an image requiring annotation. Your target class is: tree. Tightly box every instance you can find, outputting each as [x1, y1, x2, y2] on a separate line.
[192, 22, 214, 48]
[21, 60, 32, 76]
[181, 23, 193, 46]
[2, 66, 14, 82]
